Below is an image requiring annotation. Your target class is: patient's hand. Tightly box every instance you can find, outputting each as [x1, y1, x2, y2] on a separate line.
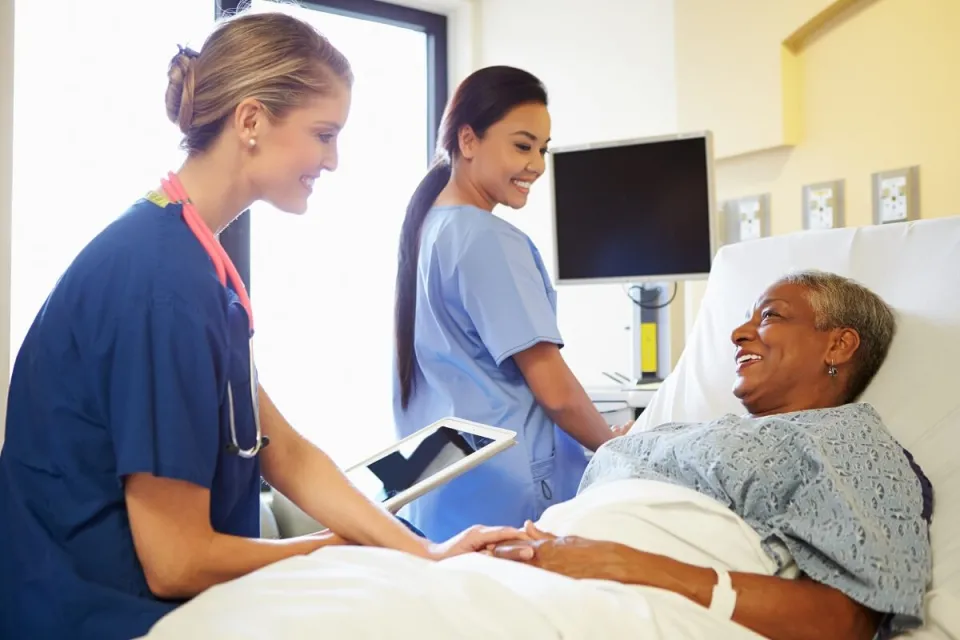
[495, 525, 882, 640]
[490, 521, 639, 582]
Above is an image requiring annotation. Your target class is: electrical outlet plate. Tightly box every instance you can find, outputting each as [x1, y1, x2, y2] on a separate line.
[802, 180, 844, 230]
[721, 194, 770, 243]
[872, 166, 919, 224]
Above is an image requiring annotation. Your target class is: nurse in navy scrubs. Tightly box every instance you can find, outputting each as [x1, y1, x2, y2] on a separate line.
[0, 11, 521, 640]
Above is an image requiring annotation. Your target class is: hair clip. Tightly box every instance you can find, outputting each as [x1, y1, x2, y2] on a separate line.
[177, 45, 201, 59]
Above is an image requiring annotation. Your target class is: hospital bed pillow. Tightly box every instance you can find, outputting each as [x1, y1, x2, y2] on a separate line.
[635, 217, 960, 638]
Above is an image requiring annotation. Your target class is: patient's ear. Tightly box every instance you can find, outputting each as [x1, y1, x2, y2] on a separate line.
[827, 327, 861, 366]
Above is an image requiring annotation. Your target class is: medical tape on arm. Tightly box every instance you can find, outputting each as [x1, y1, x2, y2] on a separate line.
[708, 569, 737, 620]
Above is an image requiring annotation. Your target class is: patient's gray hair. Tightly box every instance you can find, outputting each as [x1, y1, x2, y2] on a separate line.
[776, 270, 896, 402]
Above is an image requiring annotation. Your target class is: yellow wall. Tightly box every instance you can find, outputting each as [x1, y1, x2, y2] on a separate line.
[676, 0, 844, 158]
[675, 0, 960, 334]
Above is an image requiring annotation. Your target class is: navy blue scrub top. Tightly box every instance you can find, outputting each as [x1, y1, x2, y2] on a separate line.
[0, 194, 262, 640]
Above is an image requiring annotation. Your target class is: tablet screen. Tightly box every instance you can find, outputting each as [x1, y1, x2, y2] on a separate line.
[346, 426, 487, 503]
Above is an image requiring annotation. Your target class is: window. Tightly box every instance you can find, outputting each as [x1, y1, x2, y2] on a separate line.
[230, 0, 447, 466]
[10, 0, 445, 469]
[10, 0, 213, 358]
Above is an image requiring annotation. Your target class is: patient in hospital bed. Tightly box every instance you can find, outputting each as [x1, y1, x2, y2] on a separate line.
[143, 270, 933, 640]
[490, 269, 933, 640]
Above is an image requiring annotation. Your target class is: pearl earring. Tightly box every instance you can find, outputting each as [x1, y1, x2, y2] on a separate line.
[248, 138, 257, 148]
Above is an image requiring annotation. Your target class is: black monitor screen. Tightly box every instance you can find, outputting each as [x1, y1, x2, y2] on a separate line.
[551, 135, 714, 283]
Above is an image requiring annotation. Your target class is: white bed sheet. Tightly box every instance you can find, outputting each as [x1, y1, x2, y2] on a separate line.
[143, 480, 770, 639]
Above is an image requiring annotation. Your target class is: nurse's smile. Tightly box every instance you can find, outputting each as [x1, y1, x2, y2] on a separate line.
[0, 14, 529, 640]
[392, 66, 623, 541]
[300, 174, 317, 193]
[511, 178, 533, 194]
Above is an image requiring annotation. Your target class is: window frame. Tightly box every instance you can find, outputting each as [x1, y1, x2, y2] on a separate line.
[216, 0, 448, 293]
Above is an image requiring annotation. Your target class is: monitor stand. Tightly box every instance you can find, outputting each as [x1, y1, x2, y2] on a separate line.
[629, 282, 672, 385]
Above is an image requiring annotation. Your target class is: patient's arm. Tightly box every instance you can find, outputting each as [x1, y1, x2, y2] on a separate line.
[493, 524, 881, 640]
[647, 556, 881, 640]
[513, 343, 617, 451]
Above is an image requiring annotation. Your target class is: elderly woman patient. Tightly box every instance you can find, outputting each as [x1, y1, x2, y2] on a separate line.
[492, 271, 933, 640]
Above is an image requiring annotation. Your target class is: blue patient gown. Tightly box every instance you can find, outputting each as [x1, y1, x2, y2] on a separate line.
[394, 205, 588, 541]
[579, 403, 933, 636]
[0, 196, 262, 640]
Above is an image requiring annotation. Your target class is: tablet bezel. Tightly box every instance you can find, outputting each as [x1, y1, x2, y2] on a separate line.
[342, 417, 517, 513]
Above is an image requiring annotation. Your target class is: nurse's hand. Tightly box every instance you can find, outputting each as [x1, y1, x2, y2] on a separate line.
[312, 529, 355, 546]
[610, 420, 635, 437]
[427, 525, 529, 560]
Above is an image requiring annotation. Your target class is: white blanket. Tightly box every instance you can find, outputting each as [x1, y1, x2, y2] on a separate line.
[144, 480, 778, 639]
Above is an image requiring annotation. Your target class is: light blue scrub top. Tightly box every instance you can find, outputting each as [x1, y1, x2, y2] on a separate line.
[0, 195, 262, 640]
[394, 204, 588, 541]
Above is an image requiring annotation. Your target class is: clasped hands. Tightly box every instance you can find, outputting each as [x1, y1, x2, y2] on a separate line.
[310, 521, 600, 563]
[312, 509, 663, 585]
[483, 521, 711, 607]
[480, 520, 647, 584]
[419, 520, 639, 572]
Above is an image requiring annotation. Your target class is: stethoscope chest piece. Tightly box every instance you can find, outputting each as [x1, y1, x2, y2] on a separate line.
[224, 336, 267, 459]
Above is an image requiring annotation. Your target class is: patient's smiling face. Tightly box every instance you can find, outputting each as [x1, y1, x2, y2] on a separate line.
[730, 282, 859, 417]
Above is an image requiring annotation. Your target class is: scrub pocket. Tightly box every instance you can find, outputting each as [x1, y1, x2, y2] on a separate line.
[531, 451, 558, 519]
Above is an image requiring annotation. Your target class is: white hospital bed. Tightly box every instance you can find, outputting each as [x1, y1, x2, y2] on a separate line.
[635, 215, 960, 639]
[145, 216, 960, 639]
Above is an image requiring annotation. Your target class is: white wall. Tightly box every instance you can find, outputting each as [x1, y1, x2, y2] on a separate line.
[388, 0, 479, 86]
[476, 0, 679, 385]
[1, 0, 14, 448]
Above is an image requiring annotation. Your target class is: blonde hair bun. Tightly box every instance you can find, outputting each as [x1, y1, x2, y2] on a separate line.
[166, 12, 352, 154]
[165, 47, 200, 134]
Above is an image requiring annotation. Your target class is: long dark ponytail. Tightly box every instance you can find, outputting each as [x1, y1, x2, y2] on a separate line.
[394, 158, 451, 409]
[394, 66, 548, 410]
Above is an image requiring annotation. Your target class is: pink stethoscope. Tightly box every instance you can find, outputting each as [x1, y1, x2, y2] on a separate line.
[161, 172, 269, 459]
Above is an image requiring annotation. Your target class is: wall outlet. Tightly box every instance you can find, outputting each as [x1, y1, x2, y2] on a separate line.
[802, 180, 844, 230]
[872, 166, 919, 224]
[721, 194, 770, 243]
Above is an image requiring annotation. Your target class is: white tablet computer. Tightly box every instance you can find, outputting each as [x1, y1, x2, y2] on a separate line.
[343, 418, 517, 514]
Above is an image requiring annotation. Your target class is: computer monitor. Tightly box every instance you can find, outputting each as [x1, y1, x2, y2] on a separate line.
[549, 131, 718, 285]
